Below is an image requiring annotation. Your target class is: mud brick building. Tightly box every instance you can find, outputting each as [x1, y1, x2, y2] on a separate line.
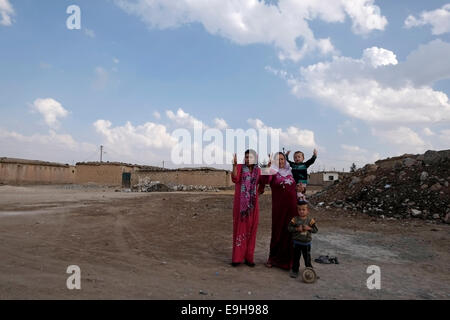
[0, 158, 232, 188]
[0, 157, 76, 185]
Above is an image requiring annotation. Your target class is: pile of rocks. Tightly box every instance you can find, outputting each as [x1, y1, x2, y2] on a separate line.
[310, 150, 450, 223]
[132, 179, 220, 193]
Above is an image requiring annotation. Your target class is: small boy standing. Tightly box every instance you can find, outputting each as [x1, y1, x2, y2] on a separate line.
[288, 199, 318, 278]
[285, 149, 317, 191]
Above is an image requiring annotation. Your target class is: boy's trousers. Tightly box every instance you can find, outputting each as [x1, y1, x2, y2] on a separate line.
[292, 242, 312, 272]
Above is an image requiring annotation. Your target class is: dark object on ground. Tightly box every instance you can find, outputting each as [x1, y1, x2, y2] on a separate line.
[315, 255, 339, 264]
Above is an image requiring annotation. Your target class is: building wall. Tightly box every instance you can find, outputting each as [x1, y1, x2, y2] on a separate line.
[323, 172, 339, 182]
[132, 170, 232, 187]
[308, 173, 323, 185]
[0, 162, 75, 185]
[75, 164, 138, 186]
[308, 172, 340, 186]
[0, 158, 231, 187]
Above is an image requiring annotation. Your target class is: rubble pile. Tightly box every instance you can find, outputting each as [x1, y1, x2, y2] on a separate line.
[132, 179, 221, 193]
[310, 150, 450, 223]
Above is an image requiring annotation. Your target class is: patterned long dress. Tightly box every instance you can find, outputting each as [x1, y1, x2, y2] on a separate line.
[231, 164, 264, 264]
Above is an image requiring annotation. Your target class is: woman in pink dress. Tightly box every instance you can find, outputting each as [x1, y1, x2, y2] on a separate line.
[231, 149, 265, 267]
[265, 152, 298, 270]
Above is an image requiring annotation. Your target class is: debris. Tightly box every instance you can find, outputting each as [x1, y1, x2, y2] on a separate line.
[310, 149, 450, 223]
[403, 158, 417, 167]
[132, 178, 220, 192]
[420, 171, 429, 182]
[444, 213, 450, 224]
[430, 183, 442, 191]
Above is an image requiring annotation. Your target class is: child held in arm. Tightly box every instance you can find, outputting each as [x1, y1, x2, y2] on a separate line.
[288, 199, 318, 278]
[296, 182, 306, 201]
[285, 149, 317, 197]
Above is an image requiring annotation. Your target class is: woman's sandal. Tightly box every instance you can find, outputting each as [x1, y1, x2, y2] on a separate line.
[264, 262, 273, 268]
[244, 260, 255, 267]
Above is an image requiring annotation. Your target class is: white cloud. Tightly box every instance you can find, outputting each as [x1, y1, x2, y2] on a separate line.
[341, 144, 367, 153]
[153, 111, 161, 119]
[325, 151, 380, 171]
[31, 98, 69, 129]
[84, 28, 96, 38]
[372, 127, 431, 153]
[113, 58, 120, 64]
[114, 0, 386, 61]
[342, 0, 388, 35]
[438, 129, 450, 145]
[284, 41, 450, 125]
[423, 128, 435, 136]
[0, 0, 14, 26]
[396, 39, 450, 87]
[362, 47, 397, 68]
[5, 103, 320, 167]
[94, 120, 176, 149]
[166, 108, 206, 129]
[247, 118, 316, 149]
[338, 144, 374, 170]
[337, 120, 358, 135]
[0, 128, 97, 164]
[213, 118, 228, 130]
[404, 4, 450, 35]
[93, 119, 178, 164]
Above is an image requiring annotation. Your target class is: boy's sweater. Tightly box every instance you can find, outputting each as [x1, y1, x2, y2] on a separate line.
[287, 155, 316, 184]
[288, 216, 318, 243]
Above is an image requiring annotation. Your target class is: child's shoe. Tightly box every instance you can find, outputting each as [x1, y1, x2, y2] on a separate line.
[290, 270, 299, 278]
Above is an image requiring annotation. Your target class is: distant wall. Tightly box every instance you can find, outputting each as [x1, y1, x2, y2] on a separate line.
[132, 169, 232, 188]
[0, 159, 75, 185]
[75, 163, 138, 186]
[308, 173, 323, 186]
[0, 158, 232, 187]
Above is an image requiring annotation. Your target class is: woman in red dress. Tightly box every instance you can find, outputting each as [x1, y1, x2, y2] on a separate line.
[265, 152, 298, 270]
[231, 149, 265, 267]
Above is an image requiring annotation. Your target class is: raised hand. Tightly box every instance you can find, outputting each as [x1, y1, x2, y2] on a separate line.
[313, 149, 318, 157]
[233, 153, 237, 165]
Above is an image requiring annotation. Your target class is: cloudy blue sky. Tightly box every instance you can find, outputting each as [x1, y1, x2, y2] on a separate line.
[0, 0, 449, 170]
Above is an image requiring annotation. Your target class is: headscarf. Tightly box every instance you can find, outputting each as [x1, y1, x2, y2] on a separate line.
[271, 152, 293, 177]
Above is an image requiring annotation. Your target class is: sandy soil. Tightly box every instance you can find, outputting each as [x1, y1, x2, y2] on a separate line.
[0, 185, 449, 300]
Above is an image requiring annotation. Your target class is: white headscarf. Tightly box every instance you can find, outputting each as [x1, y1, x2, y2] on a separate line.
[271, 153, 292, 177]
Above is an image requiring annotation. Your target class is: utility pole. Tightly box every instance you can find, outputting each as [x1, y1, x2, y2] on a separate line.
[162, 160, 165, 169]
[100, 145, 103, 163]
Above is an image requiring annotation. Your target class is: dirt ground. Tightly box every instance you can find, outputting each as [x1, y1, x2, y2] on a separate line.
[0, 185, 449, 300]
